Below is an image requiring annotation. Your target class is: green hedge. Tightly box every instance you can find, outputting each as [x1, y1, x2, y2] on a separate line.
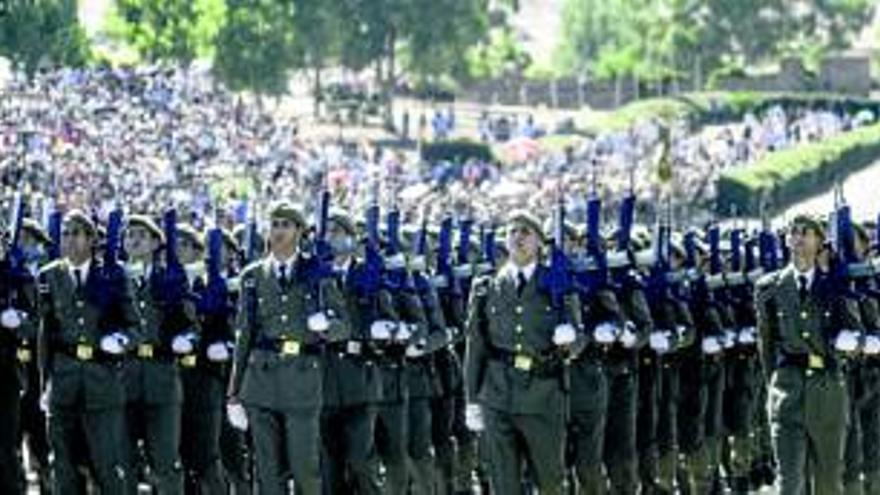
[716, 123, 880, 216]
[421, 139, 494, 163]
[585, 91, 880, 133]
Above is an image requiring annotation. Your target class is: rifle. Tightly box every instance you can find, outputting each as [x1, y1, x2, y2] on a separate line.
[303, 187, 335, 314]
[198, 223, 232, 320]
[433, 216, 461, 298]
[453, 213, 475, 299]
[474, 224, 497, 277]
[349, 192, 385, 319]
[3, 193, 28, 323]
[540, 195, 573, 323]
[572, 162, 609, 298]
[383, 198, 410, 293]
[160, 208, 189, 306]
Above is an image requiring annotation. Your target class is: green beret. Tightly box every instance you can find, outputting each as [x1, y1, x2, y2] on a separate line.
[328, 209, 356, 236]
[790, 214, 824, 239]
[21, 218, 52, 245]
[176, 224, 205, 251]
[63, 210, 96, 237]
[127, 214, 165, 243]
[269, 201, 306, 229]
[506, 210, 544, 241]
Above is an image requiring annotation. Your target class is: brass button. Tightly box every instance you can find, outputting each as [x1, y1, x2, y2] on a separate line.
[515, 343, 523, 352]
[76, 301, 84, 308]
[281, 295, 288, 303]
[77, 317, 85, 326]
[139, 301, 146, 309]
[281, 314, 288, 323]
[140, 319, 147, 326]
[801, 311, 808, 320]
[806, 369, 813, 377]
[515, 324, 523, 333]
[801, 332, 809, 339]
[516, 306, 523, 314]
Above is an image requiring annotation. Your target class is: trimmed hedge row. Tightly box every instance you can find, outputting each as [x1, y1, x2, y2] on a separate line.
[716, 122, 880, 216]
[421, 139, 494, 163]
[585, 91, 880, 133]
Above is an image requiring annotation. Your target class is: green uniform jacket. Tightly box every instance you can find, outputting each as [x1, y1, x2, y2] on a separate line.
[323, 264, 398, 409]
[123, 266, 188, 405]
[465, 263, 583, 415]
[38, 259, 140, 411]
[229, 256, 350, 410]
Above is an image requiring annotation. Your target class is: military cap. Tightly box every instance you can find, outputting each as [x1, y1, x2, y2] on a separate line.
[177, 223, 205, 251]
[328, 209, 356, 236]
[790, 214, 825, 239]
[506, 210, 545, 241]
[21, 219, 52, 245]
[63, 210, 97, 237]
[269, 201, 306, 229]
[233, 224, 265, 255]
[127, 214, 165, 242]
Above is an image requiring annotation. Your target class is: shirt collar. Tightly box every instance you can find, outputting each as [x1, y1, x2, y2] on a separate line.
[69, 259, 91, 280]
[504, 261, 537, 282]
[271, 253, 296, 277]
[791, 264, 815, 289]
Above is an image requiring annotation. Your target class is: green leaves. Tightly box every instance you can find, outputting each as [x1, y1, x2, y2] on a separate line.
[0, 0, 91, 78]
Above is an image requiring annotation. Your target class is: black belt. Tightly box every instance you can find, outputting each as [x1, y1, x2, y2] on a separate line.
[486, 345, 563, 377]
[254, 337, 322, 357]
[777, 352, 839, 372]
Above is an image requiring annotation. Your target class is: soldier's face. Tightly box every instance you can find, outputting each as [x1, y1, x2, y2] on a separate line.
[788, 225, 821, 265]
[270, 217, 300, 253]
[177, 239, 201, 264]
[507, 223, 540, 266]
[328, 223, 355, 257]
[62, 224, 92, 261]
[125, 226, 158, 260]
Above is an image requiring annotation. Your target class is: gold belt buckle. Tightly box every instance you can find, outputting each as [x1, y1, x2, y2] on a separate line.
[17, 348, 32, 363]
[281, 340, 301, 357]
[514, 354, 533, 371]
[808, 354, 825, 369]
[137, 344, 154, 359]
[76, 344, 94, 361]
[180, 355, 197, 368]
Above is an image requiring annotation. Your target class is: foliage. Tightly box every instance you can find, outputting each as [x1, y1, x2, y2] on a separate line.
[0, 0, 91, 78]
[422, 139, 494, 164]
[717, 122, 880, 215]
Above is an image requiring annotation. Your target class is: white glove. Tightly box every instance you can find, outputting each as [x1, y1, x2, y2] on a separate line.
[864, 335, 880, 355]
[1, 308, 23, 329]
[593, 322, 618, 344]
[172, 333, 196, 355]
[701, 336, 721, 355]
[206, 342, 231, 362]
[723, 329, 737, 349]
[619, 321, 638, 349]
[385, 253, 407, 270]
[370, 320, 395, 340]
[835, 330, 860, 353]
[552, 324, 577, 346]
[676, 325, 687, 340]
[445, 327, 459, 344]
[100, 333, 127, 355]
[226, 402, 249, 431]
[395, 323, 413, 342]
[738, 327, 757, 346]
[307, 312, 330, 333]
[465, 403, 485, 432]
[40, 388, 49, 414]
[649, 331, 670, 354]
[406, 342, 426, 358]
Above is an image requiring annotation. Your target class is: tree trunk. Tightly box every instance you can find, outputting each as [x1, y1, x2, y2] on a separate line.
[313, 64, 322, 119]
[384, 28, 396, 129]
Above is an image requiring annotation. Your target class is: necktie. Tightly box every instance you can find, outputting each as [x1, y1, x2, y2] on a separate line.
[798, 275, 808, 302]
[279, 264, 288, 290]
[517, 271, 527, 297]
[74, 269, 83, 292]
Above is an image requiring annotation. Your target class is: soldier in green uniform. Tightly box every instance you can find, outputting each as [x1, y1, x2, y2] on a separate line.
[320, 209, 385, 494]
[15, 218, 52, 493]
[755, 214, 861, 495]
[37, 210, 140, 494]
[465, 210, 582, 495]
[855, 222, 880, 494]
[121, 214, 186, 494]
[175, 223, 228, 495]
[228, 201, 350, 495]
[0, 215, 40, 494]
[604, 233, 652, 495]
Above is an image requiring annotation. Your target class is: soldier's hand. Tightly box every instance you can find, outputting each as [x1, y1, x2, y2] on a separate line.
[226, 400, 249, 431]
[406, 340, 426, 358]
[307, 312, 330, 333]
[207, 342, 232, 362]
[593, 321, 617, 344]
[701, 336, 722, 355]
[172, 332, 196, 354]
[465, 403, 485, 432]
[864, 335, 880, 355]
[619, 321, 638, 348]
[649, 331, 671, 354]
[738, 326, 757, 346]
[552, 323, 577, 347]
[0, 307, 23, 329]
[723, 329, 738, 349]
[100, 332, 129, 355]
[394, 322, 413, 342]
[834, 330, 860, 353]
[370, 320, 395, 340]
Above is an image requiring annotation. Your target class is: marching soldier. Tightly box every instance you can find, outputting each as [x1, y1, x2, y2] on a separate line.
[857, 223, 880, 495]
[121, 214, 187, 494]
[464, 210, 582, 495]
[175, 223, 228, 494]
[755, 214, 861, 494]
[320, 209, 384, 494]
[37, 210, 139, 494]
[228, 201, 350, 495]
